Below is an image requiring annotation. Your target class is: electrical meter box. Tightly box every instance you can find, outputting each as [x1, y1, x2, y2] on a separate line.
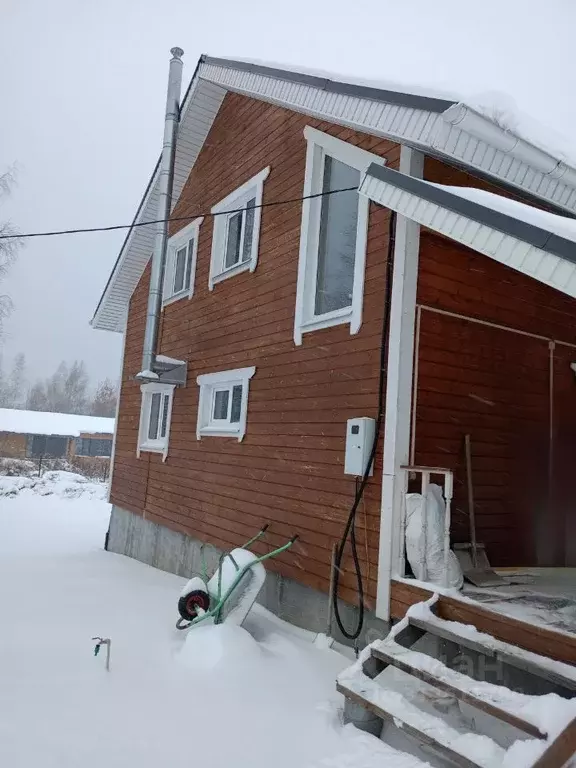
[344, 417, 375, 476]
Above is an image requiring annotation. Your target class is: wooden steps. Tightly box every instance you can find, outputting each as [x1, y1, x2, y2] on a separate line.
[337, 673, 502, 768]
[338, 601, 576, 767]
[371, 643, 546, 739]
[408, 610, 576, 694]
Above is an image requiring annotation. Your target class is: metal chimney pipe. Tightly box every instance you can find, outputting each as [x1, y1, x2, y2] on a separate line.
[140, 47, 184, 378]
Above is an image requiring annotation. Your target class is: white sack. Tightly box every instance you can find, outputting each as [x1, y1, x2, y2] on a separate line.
[405, 483, 463, 589]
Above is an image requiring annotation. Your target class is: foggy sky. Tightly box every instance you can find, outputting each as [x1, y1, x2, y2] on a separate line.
[2, 0, 576, 385]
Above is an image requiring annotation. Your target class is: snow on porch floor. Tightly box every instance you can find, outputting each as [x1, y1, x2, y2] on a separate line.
[0, 478, 429, 768]
[464, 568, 576, 635]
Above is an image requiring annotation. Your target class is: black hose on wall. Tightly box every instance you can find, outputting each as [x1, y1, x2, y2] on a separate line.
[331, 210, 397, 644]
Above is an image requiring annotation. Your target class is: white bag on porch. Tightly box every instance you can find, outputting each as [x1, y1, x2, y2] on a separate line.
[405, 483, 463, 589]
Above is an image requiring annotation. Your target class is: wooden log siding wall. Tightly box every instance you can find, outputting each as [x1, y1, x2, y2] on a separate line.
[111, 93, 401, 606]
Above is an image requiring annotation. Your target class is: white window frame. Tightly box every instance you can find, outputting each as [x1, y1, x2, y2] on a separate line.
[209, 167, 270, 290]
[163, 217, 203, 306]
[293, 127, 386, 345]
[137, 382, 175, 460]
[196, 367, 256, 441]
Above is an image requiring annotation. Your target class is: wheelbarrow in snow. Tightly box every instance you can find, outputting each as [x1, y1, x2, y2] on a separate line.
[176, 525, 298, 630]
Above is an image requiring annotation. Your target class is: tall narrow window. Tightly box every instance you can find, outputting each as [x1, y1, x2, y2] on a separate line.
[315, 158, 360, 315]
[138, 383, 175, 460]
[163, 217, 204, 305]
[293, 127, 386, 345]
[209, 168, 269, 289]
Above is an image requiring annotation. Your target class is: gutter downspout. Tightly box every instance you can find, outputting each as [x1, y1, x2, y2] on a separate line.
[138, 47, 184, 380]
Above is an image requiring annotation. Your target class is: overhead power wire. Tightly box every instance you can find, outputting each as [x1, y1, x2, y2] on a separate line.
[0, 186, 359, 241]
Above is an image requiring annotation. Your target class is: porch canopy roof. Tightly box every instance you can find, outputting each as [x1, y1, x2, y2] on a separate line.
[360, 164, 576, 300]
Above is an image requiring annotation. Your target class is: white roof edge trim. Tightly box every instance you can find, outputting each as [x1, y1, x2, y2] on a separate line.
[93, 55, 576, 334]
[359, 172, 576, 301]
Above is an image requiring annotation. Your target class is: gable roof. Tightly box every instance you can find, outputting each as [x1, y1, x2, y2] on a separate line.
[92, 55, 576, 333]
[0, 409, 115, 438]
[361, 163, 576, 300]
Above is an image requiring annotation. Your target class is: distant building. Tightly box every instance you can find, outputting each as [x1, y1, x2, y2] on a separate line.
[0, 408, 114, 464]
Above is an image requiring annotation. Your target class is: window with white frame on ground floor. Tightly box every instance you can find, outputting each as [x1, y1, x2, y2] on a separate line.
[209, 167, 270, 289]
[196, 367, 256, 441]
[293, 127, 386, 345]
[137, 382, 175, 460]
[163, 217, 203, 305]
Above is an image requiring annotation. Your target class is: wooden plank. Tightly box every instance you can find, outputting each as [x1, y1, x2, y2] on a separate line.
[390, 581, 576, 668]
[408, 615, 496, 658]
[336, 680, 483, 768]
[530, 717, 576, 768]
[371, 645, 546, 739]
[438, 598, 576, 667]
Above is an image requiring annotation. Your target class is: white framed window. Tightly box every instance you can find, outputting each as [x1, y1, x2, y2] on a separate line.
[293, 127, 386, 345]
[196, 367, 256, 441]
[163, 217, 203, 305]
[209, 167, 270, 289]
[137, 383, 175, 460]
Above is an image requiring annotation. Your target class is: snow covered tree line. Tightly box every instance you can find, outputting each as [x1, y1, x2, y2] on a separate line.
[0, 355, 118, 417]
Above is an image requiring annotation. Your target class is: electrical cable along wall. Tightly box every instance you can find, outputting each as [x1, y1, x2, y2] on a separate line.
[332, 211, 397, 644]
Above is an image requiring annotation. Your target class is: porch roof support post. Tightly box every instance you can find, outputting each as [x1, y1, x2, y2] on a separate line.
[376, 145, 423, 621]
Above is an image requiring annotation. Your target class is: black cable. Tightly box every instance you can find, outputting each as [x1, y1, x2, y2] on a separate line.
[0, 186, 358, 241]
[331, 210, 397, 643]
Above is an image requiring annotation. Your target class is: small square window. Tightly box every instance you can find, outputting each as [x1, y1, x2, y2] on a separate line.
[196, 367, 256, 441]
[138, 383, 175, 460]
[163, 217, 203, 305]
[209, 168, 269, 289]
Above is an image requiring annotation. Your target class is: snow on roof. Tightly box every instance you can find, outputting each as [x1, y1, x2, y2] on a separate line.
[217, 56, 576, 167]
[218, 55, 460, 103]
[0, 409, 114, 438]
[439, 183, 576, 243]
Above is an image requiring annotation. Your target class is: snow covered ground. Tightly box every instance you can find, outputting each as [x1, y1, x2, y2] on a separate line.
[0, 473, 429, 768]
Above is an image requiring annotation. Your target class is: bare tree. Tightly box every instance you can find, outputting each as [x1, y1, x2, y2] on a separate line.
[91, 378, 118, 417]
[64, 360, 89, 414]
[5, 353, 27, 408]
[28, 360, 90, 414]
[0, 168, 21, 338]
[26, 380, 48, 411]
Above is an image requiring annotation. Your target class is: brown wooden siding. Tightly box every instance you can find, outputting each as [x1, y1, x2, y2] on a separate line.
[414, 221, 576, 566]
[111, 92, 401, 606]
[0, 433, 27, 459]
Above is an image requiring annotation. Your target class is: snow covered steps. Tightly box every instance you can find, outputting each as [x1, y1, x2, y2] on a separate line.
[337, 672, 505, 768]
[369, 642, 546, 739]
[337, 599, 576, 767]
[407, 605, 576, 696]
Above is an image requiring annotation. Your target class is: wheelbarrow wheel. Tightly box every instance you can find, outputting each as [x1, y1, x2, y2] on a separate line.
[178, 589, 211, 622]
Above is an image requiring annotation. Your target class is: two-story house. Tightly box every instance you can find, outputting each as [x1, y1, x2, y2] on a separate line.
[93, 50, 576, 659]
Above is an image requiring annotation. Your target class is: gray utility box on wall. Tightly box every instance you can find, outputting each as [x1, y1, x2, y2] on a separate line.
[344, 417, 376, 477]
